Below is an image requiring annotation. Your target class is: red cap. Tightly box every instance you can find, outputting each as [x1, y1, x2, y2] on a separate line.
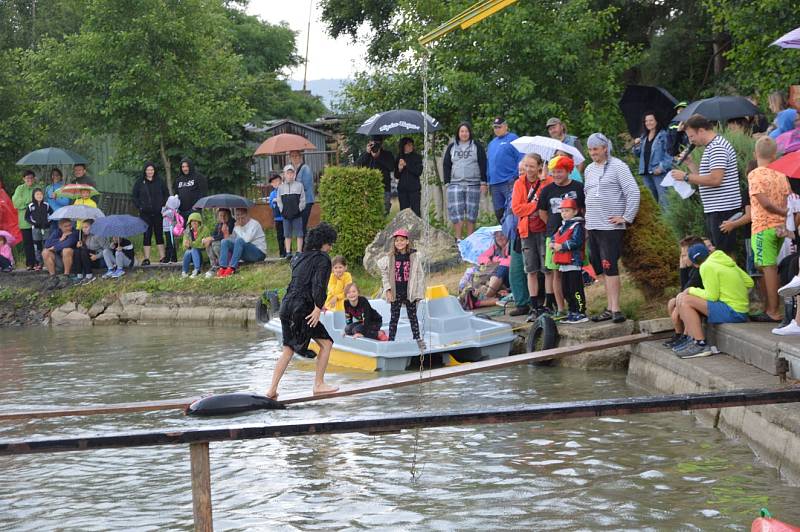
[560, 198, 578, 210]
[391, 228, 410, 239]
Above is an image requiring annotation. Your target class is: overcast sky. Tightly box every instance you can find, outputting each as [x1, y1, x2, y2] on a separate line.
[247, 1, 366, 80]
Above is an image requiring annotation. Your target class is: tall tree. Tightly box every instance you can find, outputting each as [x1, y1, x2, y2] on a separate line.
[26, 0, 251, 192]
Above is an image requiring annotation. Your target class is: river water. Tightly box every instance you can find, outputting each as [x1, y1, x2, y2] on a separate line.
[0, 326, 798, 531]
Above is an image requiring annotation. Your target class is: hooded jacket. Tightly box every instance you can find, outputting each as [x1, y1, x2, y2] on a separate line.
[25, 197, 52, 230]
[770, 109, 798, 140]
[276, 180, 306, 220]
[282, 250, 332, 310]
[688, 250, 754, 313]
[378, 248, 425, 302]
[12, 181, 38, 230]
[182, 213, 208, 250]
[511, 173, 552, 238]
[132, 163, 169, 214]
[443, 123, 487, 185]
[355, 148, 395, 192]
[553, 216, 585, 267]
[395, 151, 423, 192]
[175, 158, 208, 213]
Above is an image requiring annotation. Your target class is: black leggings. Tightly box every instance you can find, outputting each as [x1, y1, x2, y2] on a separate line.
[345, 321, 381, 339]
[21, 228, 35, 267]
[389, 298, 420, 341]
[163, 231, 178, 262]
[561, 269, 586, 314]
[0, 256, 11, 270]
[141, 212, 164, 246]
[74, 246, 103, 275]
[398, 189, 421, 217]
[275, 220, 286, 257]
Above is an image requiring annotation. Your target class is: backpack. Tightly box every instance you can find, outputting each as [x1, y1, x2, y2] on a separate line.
[172, 210, 185, 237]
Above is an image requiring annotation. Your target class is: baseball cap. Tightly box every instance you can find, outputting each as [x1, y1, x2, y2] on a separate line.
[560, 197, 578, 210]
[492, 116, 506, 127]
[675, 101, 688, 109]
[282, 164, 294, 173]
[688, 243, 709, 264]
[546, 117, 562, 128]
[391, 228, 410, 239]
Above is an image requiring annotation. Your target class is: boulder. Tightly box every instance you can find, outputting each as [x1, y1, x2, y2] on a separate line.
[49, 310, 70, 326]
[93, 312, 120, 325]
[56, 301, 77, 314]
[362, 209, 461, 277]
[120, 291, 149, 306]
[60, 311, 92, 326]
[87, 301, 108, 318]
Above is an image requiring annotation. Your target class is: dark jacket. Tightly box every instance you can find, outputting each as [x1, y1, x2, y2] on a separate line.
[344, 296, 383, 328]
[442, 139, 488, 185]
[282, 250, 332, 310]
[211, 218, 235, 241]
[395, 151, 423, 192]
[553, 217, 585, 267]
[109, 237, 135, 262]
[25, 199, 52, 230]
[356, 149, 395, 192]
[45, 227, 79, 252]
[175, 158, 208, 213]
[132, 164, 169, 214]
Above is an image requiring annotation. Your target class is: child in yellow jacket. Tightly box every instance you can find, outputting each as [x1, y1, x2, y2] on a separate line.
[325, 255, 352, 311]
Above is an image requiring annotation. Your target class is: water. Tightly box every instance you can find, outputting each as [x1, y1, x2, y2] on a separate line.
[1, 326, 798, 531]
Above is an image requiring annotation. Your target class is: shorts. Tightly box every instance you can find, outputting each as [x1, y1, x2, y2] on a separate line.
[545, 236, 557, 271]
[752, 227, 782, 267]
[284, 217, 303, 238]
[743, 238, 762, 277]
[447, 183, 481, 223]
[521, 232, 546, 274]
[704, 208, 739, 255]
[588, 229, 625, 276]
[706, 300, 748, 324]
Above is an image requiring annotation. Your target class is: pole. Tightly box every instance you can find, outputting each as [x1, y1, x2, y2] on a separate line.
[302, 0, 312, 92]
[190, 442, 213, 532]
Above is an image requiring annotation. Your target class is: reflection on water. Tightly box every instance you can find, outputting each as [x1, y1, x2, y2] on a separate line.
[1, 326, 798, 531]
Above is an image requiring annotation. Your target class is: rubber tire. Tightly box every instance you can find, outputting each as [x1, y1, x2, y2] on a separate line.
[255, 298, 270, 324]
[526, 315, 559, 353]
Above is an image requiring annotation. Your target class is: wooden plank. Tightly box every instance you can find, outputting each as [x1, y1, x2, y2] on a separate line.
[1, 387, 798, 456]
[0, 332, 665, 421]
[190, 442, 214, 532]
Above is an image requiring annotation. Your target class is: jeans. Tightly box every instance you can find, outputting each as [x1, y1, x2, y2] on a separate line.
[490, 181, 514, 223]
[219, 238, 266, 268]
[102, 248, 132, 270]
[182, 248, 201, 273]
[642, 174, 669, 210]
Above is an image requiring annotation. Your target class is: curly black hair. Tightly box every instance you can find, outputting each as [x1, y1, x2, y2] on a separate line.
[304, 222, 337, 251]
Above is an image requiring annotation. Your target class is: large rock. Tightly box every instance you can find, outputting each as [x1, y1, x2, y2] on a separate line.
[59, 311, 92, 327]
[120, 291, 149, 306]
[87, 301, 108, 318]
[56, 301, 76, 314]
[362, 209, 461, 277]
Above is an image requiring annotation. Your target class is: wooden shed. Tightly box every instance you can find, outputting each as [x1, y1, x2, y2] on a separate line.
[247, 119, 337, 183]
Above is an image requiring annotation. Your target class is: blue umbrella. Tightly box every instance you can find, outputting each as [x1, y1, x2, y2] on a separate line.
[50, 204, 105, 221]
[16, 147, 89, 166]
[458, 225, 501, 264]
[90, 215, 148, 238]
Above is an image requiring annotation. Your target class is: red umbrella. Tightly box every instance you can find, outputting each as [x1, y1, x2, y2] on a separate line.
[253, 133, 317, 156]
[768, 151, 800, 179]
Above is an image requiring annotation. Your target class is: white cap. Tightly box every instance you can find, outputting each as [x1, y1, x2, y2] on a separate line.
[283, 164, 295, 173]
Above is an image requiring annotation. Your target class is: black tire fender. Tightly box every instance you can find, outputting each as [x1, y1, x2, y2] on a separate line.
[526, 315, 559, 353]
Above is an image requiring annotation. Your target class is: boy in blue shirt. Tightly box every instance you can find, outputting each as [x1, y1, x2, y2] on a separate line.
[267, 172, 286, 258]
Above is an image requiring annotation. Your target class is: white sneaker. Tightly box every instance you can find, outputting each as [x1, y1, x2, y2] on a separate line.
[778, 276, 800, 299]
[204, 270, 214, 278]
[773, 320, 800, 335]
[181, 271, 189, 278]
[190, 270, 199, 278]
[76, 273, 84, 280]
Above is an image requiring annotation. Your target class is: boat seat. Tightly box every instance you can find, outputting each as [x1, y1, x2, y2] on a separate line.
[427, 297, 466, 318]
[331, 311, 346, 331]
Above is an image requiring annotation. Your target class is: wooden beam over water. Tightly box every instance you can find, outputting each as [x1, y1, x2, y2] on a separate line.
[0, 332, 664, 421]
[1, 387, 798, 456]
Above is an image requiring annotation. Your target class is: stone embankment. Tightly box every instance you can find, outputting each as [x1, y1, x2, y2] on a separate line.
[48, 291, 259, 328]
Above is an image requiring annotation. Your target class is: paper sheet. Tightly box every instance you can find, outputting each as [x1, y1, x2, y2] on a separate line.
[661, 171, 694, 199]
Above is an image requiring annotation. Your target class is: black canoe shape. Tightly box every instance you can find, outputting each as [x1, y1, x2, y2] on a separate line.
[186, 393, 285, 417]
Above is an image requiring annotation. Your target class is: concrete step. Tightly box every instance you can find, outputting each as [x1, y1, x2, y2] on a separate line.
[706, 322, 800, 379]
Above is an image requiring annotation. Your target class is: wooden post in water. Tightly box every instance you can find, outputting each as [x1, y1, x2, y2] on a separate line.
[190, 442, 213, 532]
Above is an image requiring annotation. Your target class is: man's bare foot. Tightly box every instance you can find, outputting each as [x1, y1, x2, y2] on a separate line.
[313, 383, 338, 395]
[265, 390, 278, 400]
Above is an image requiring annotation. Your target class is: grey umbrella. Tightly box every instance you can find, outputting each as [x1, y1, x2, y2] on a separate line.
[673, 96, 760, 123]
[50, 205, 105, 221]
[193, 194, 254, 210]
[16, 147, 89, 166]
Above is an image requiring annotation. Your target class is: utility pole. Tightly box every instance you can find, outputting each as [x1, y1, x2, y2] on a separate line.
[302, 0, 312, 91]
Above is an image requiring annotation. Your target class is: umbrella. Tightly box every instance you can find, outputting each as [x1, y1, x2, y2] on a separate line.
[458, 225, 501, 264]
[0, 229, 18, 246]
[511, 136, 585, 166]
[618, 85, 679, 137]
[768, 151, 800, 179]
[253, 133, 317, 156]
[356, 109, 442, 136]
[673, 96, 760, 123]
[772, 26, 800, 49]
[193, 194, 254, 210]
[777, 129, 800, 155]
[16, 147, 89, 166]
[56, 183, 99, 199]
[90, 215, 148, 238]
[50, 205, 105, 221]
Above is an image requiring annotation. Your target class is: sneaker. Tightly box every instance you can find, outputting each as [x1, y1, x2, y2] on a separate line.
[565, 312, 589, 324]
[662, 333, 685, 348]
[612, 311, 626, 323]
[142, 259, 151, 266]
[181, 271, 189, 278]
[159, 257, 170, 264]
[69, 274, 81, 282]
[102, 269, 115, 278]
[204, 270, 215, 278]
[82, 274, 96, 285]
[672, 336, 694, 353]
[509, 305, 530, 317]
[773, 319, 800, 336]
[33, 264, 42, 271]
[778, 275, 800, 299]
[678, 341, 713, 359]
[551, 310, 568, 322]
[190, 269, 199, 278]
[110, 268, 125, 278]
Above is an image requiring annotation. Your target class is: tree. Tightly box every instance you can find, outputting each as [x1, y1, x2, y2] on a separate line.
[26, 0, 251, 192]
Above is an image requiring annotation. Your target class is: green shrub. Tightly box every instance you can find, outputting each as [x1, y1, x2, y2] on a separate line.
[622, 184, 680, 297]
[319, 166, 385, 264]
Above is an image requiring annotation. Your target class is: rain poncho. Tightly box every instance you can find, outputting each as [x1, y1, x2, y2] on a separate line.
[279, 250, 333, 352]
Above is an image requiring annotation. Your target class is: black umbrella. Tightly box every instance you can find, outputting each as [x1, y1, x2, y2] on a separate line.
[618, 85, 679, 137]
[674, 96, 760, 123]
[356, 109, 442, 136]
[193, 194, 254, 210]
[16, 147, 89, 166]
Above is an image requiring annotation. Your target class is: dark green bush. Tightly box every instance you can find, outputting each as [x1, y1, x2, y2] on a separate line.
[319, 166, 385, 264]
[622, 183, 680, 297]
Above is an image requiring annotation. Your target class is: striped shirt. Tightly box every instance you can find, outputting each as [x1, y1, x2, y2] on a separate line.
[698, 135, 741, 213]
[584, 157, 641, 231]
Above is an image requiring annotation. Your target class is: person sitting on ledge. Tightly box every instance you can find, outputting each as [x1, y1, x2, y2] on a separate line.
[217, 207, 266, 277]
[42, 218, 78, 277]
[671, 243, 753, 359]
[663, 235, 707, 349]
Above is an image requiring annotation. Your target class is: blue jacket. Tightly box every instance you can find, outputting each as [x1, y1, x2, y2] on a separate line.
[268, 188, 282, 222]
[44, 226, 78, 252]
[295, 163, 314, 204]
[487, 132, 523, 185]
[633, 129, 673, 176]
[45, 182, 71, 211]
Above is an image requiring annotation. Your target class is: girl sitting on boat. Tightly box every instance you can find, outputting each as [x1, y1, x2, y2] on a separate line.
[378, 228, 426, 350]
[343, 282, 387, 340]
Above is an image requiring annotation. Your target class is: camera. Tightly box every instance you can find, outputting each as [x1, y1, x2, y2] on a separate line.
[368, 140, 382, 154]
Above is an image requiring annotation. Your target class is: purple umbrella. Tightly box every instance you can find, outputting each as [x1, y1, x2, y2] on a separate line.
[772, 26, 800, 49]
[89, 215, 148, 238]
[0, 229, 17, 246]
